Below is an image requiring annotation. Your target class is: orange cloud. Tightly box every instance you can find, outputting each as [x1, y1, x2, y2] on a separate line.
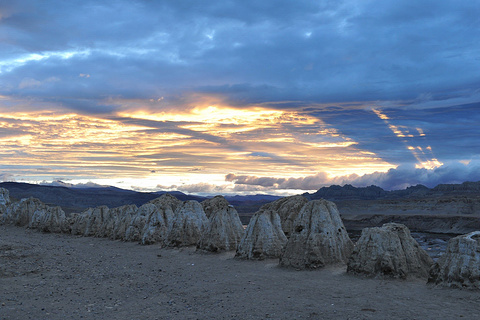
[0, 106, 394, 189]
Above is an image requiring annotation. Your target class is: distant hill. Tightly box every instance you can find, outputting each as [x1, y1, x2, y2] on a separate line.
[0, 182, 281, 215]
[0, 182, 206, 213]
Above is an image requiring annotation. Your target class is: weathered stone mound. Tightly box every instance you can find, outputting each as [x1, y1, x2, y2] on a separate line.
[166, 200, 209, 247]
[125, 203, 156, 242]
[280, 199, 353, 269]
[428, 231, 480, 289]
[82, 206, 111, 237]
[29, 205, 69, 233]
[106, 204, 138, 240]
[235, 209, 287, 260]
[197, 196, 245, 252]
[141, 194, 183, 245]
[6, 197, 47, 227]
[261, 195, 308, 237]
[0, 188, 10, 206]
[0, 195, 69, 233]
[0, 188, 11, 221]
[347, 223, 433, 279]
[69, 211, 89, 235]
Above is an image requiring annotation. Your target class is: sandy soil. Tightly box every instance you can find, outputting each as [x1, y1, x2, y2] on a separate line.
[1, 225, 479, 320]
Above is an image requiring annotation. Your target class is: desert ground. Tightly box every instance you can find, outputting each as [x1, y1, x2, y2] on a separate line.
[1, 224, 479, 320]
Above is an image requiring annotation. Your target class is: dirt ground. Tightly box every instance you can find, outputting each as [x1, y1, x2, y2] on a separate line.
[1, 225, 479, 320]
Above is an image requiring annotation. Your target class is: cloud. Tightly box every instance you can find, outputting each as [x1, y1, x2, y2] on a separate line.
[226, 160, 480, 191]
[1, 1, 479, 192]
[39, 180, 109, 188]
[0, 173, 16, 182]
[157, 182, 229, 194]
[350, 161, 480, 190]
[1, 0, 479, 113]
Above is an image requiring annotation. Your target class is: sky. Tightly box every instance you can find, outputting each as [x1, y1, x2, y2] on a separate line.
[0, 0, 479, 195]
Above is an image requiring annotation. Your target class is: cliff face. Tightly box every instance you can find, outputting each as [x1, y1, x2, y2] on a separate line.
[337, 196, 480, 217]
[307, 184, 387, 201]
[343, 214, 480, 235]
[306, 181, 480, 202]
[433, 181, 480, 193]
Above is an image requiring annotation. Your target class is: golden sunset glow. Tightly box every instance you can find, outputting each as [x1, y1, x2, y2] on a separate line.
[1, 1, 477, 196]
[0, 106, 395, 191]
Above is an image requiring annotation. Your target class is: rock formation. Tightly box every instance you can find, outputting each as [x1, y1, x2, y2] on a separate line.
[81, 206, 111, 237]
[125, 203, 156, 242]
[197, 196, 245, 252]
[428, 231, 480, 289]
[261, 195, 308, 237]
[235, 208, 287, 260]
[141, 194, 183, 245]
[280, 199, 353, 269]
[347, 223, 433, 279]
[166, 200, 209, 247]
[29, 205, 69, 233]
[106, 204, 138, 240]
[69, 211, 90, 235]
[0, 188, 11, 222]
[6, 197, 47, 227]
[0, 188, 10, 206]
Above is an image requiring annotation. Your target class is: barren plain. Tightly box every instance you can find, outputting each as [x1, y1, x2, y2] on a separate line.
[2, 225, 479, 320]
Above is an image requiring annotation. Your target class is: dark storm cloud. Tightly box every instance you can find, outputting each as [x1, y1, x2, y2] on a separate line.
[1, 0, 480, 110]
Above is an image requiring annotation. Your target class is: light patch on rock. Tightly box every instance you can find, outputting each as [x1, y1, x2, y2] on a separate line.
[197, 196, 245, 252]
[125, 203, 156, 242]
[141, 194, 183, 245]
[280, 199, 353, 269]
[428, 231, 480, 289]
[82, 206, 111, 237]
[235, 209, 287, 260]
[0, 188, 10, 206]
[261, 195, 308, 237]
[29, 206, 69, 233]
[0, 188, 11, 223]
[7, 197, 47, 227]
[69, 211, 89, 235]
[347, 223, 433, 279]
[109, 205, 139, 240]
[167, 200, 209, 247]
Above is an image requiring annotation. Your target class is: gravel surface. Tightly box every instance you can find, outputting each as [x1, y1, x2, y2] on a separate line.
[1, 225, 479, 320]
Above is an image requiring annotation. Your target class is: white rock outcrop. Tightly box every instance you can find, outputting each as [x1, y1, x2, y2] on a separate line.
[261, 195, 308, 237]
[280, 199, 353, 269]
[7, 197, 47, 227]
[69, 211, 89, 235]
[81, 206, 111, 237]
[106, 204, 138, 240]
[347, 223, 433, 279]
[197, 196, 245, 252]
[0, 188, 11, 222]
[235, 209, 287, 260]
[166, 200, 209, 247]
[0, 188, 10, 206]
[141, 194, 183, 245]
[428, 231, 480, 289]
[29, 205, 69, 233]
[125, 203, 157, 242]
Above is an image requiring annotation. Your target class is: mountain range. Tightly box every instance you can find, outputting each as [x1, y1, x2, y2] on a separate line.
[1, 180, 479, 218]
